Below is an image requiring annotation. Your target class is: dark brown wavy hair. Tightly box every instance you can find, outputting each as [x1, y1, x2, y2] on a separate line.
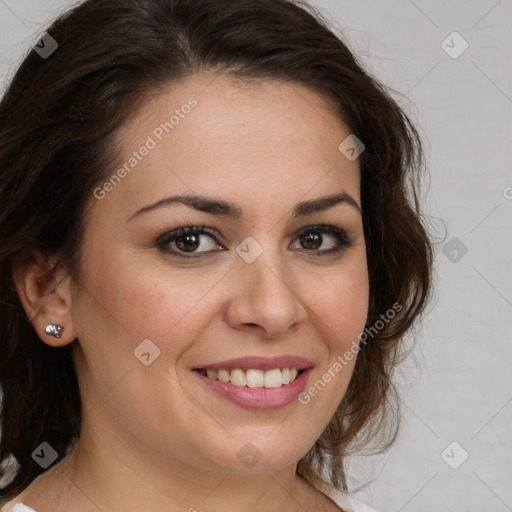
[0, 0, 433, 504]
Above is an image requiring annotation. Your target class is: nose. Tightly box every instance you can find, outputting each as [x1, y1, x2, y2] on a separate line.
[223, 243, 308, 339]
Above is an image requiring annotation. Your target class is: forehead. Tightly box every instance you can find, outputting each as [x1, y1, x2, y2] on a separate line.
[97, 73, 361, 220]
[123, 74, 345, 144]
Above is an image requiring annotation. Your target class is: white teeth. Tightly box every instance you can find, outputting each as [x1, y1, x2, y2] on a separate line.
[264, 369, 283, 388]
[230, 369, 246, 387]
[201, 368, 302, 388]
[218, 370, 230, 383]
[206, 369, 218, 380]
[246, 369, 264, 388]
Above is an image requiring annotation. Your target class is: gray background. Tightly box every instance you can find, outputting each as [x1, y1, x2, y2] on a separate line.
[0, 1, 510, 511]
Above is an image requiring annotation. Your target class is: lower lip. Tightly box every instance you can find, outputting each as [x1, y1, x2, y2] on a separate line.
[193, 369, 312, 410]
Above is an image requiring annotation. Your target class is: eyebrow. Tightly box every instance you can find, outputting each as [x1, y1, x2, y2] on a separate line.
[127, 191, 361, 222]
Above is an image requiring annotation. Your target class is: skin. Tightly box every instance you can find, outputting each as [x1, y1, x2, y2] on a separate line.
[10, 73, 369, 512]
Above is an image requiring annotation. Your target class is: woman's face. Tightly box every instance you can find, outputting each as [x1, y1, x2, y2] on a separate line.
[69, 73, 369, 473]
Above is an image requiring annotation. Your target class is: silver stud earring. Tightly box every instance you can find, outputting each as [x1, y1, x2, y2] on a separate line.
[45, 323, 63, 338]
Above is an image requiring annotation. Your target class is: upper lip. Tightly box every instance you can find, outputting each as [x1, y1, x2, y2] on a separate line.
[193, 356, 314, 372]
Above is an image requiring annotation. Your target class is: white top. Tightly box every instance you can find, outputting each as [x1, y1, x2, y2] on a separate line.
[315, 480, 380, 512]
[9, 483, 380, 512]
[320, 486, 379, 512]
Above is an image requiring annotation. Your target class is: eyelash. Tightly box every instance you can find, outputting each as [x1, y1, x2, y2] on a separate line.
[156, 223, 353, 259]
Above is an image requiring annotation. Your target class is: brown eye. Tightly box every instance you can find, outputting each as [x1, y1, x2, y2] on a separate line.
[157, 225, 224, 257]
[175, 233, 201, 252]
[299, 232, 322, 250]
[291, 225, 352, 255]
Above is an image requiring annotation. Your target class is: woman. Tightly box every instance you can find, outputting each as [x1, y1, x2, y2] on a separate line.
[0, 0, 433, 510]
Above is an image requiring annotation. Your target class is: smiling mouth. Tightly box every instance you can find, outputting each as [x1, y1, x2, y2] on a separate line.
[195, 368, 305, 388]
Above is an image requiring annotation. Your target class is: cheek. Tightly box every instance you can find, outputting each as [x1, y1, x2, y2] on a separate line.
[295, 270, 369, 433]
[111, 269, 229, 342]
[78, 237, 222, 343]
[308, 262, 369, 351]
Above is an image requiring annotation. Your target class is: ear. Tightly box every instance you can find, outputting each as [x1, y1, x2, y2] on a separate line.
[13, 252, 77, 347]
